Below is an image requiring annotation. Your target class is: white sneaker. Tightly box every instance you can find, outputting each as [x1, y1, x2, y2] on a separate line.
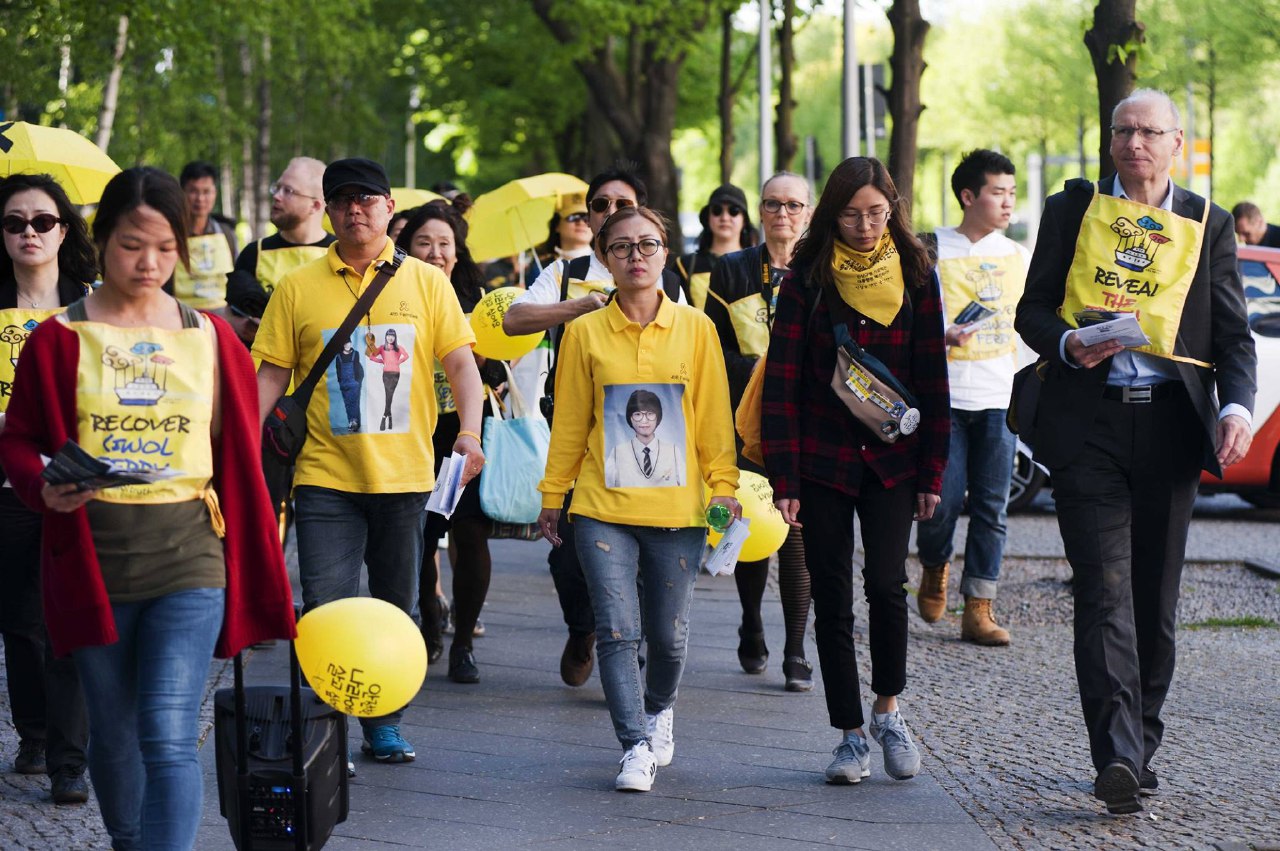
[645, 707, 675, 767]
[615, 742, 657, 792]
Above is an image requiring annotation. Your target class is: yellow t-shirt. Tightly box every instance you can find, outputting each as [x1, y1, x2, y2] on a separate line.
[538, 291, 739, 527]
[253, 239, 475, 493]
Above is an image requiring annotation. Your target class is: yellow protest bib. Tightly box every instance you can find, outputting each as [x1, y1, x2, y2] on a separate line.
[686, 271, 711, 310]
[1062, 187, 1209, 365]
[725, 292, 772, 357]
[831, 233, 905, 327]
[0, 308, 61, 412]
[565, 277, 613, 302]
[256, 242, 330, 293]
[173, 233, 234, 309]
[73, 321, 216, 504]
[938, 254, 1025, 361]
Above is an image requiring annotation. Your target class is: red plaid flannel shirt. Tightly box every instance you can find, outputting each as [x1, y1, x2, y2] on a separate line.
[761, 266, 950, 501]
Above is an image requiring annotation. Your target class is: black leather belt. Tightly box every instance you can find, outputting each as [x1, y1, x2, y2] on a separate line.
[1101, 383, 1178, 404]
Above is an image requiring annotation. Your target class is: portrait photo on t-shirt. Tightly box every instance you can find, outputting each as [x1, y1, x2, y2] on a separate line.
[602, 383, 686, 489]
[322, 323, 416, 436]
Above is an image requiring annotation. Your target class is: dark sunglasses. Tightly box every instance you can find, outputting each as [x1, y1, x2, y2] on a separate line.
[710, 204, 744, 218]
[326, 192, 385, 209]
[588, 197, 636, 214]
[3, 214, 63, 235]
[564, 212, 589, 224]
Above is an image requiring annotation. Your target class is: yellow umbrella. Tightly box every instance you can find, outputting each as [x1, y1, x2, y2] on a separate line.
[322, 186, 445, 234]
[0, 121, 121, 205]
[466, 173, 588, 262]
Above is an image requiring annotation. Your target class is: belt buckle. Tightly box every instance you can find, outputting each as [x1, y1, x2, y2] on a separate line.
[1122, 385, 1153, 404]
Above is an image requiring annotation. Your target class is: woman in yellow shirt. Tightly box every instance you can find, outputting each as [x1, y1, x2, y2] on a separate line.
[537, 207, 740, 793]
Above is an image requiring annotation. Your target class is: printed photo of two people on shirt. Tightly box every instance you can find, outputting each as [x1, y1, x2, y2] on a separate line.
[322, 323, 414, 436]
[603, 383, 687, 489]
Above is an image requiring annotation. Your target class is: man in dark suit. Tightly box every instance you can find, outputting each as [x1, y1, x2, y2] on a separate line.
[1016, 88, 1256, 815]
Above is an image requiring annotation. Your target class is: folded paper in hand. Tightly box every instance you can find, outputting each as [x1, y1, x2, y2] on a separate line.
[704, 517, 752, 577]
[954, 300, 998, 330]
[41, 439, 182, 491]
[1072, 311, 1150, 348]
[426, 451, 467, 518]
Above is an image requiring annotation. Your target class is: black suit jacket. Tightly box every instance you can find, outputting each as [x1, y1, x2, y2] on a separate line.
[1014, 176, 1257, 477]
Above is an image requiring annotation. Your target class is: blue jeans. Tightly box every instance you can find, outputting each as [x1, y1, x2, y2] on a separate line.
[294, 486, 427, 730]
[72, 588, 224, 851]
[916, 408, 1016, 598]
[574, 517, 704, 749]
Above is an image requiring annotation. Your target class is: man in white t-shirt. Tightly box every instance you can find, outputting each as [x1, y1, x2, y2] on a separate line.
[504, 167, 685, 688]
[916, 149, 1032, 646]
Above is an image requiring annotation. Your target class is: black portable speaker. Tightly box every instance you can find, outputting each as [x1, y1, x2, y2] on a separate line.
[215, 648, 348, 851]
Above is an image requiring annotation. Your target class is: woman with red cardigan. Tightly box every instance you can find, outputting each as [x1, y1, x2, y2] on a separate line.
[0, 167, 296, 850]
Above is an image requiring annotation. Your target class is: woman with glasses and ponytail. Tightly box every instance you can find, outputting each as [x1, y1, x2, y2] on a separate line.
[672, 184, 756, 310]
[704, 172, 817, 692]
[537, 206, 740, 793]
[761, 157, 949, 786]
[0, 173, 94, 804]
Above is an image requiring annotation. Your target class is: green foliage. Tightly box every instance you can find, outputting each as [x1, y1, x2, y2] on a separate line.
[1184, 616, 1278, 630]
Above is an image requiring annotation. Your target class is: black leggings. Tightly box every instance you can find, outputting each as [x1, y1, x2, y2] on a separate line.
[420, 517, 491, 650]
[733, 527, 810, 656]
[381, 372, 400, 417]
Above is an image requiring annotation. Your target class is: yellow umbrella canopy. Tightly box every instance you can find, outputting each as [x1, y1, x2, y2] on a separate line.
[0, 121, 121, 205]
[466, 173, 589, 262]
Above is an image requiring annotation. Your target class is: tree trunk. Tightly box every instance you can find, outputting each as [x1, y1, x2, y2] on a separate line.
[213, 46, 236, 226]
[719, 11, 734, 185]
[238, 38, 256, 236]
[1084, 0, 1143, 178]
[633, 53, 683, 245]
[774, 0, 799, 172]
[95, 15, 130, 152]
[255, 34, 272, 239]
[884, 0, 929, 204]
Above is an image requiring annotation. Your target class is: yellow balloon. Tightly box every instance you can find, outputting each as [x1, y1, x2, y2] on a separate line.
[294, 597, 427, 718]
[706, 471, 789, 562]
[470, 287, 544, 360]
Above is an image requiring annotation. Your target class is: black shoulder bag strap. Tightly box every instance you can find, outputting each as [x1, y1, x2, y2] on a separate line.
[294, 247, 406, 407]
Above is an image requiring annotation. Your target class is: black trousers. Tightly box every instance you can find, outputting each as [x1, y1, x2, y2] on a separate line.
[1049, 387, 1203, 775]
[799, 474, 915, 731]
[0, 489, 89, 776]
[548, 490, 595, 637]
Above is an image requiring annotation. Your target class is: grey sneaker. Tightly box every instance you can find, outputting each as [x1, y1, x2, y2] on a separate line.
[868, 710, 921, 779]
[824, 731, 871, 784]
[645, 707, 675, 767]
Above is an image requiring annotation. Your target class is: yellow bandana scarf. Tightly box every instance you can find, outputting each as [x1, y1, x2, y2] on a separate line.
[831, 232, 906, 327]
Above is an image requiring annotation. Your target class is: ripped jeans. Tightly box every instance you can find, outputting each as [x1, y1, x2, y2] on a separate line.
[574, 517, 705, 749]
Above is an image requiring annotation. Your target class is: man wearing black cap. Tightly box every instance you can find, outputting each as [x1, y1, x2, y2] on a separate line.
[253, 157, 486, 765]
[672, 184, 756, 310]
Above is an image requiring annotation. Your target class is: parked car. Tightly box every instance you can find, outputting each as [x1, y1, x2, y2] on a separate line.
[1007, 244, 1280, 511]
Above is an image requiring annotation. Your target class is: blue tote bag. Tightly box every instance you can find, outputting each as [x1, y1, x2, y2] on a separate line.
[479, 366, 550, 524]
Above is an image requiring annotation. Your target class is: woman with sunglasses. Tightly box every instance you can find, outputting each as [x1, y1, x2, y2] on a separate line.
[704, 172, 816, 691]
[537, 206, 740, 792]
[672, 184, 755, 310]
[396, 199, 506, 682]
[0, 167, 296, 849]
[0, 174, 95, 804]
[761, 157, 949, 785]
[538, 196, 594, 266]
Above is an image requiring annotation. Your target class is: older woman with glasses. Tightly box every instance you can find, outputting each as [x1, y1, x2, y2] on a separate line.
[761, 157, 949, 786]
[0, 173, 95, 804]
[704, 172, 817, 691]
[537, 206, 739, 793]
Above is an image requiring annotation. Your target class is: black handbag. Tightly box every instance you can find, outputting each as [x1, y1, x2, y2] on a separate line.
[264, 248, 406, 463]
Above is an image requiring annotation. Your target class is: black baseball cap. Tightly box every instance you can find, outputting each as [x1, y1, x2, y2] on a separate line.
[323, 158, 391, 201]
[700, 183, 752, 228]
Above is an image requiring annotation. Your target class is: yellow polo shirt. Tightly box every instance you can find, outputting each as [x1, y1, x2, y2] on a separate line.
[539, 291, 739, 527]
[253, 239, 474, 493]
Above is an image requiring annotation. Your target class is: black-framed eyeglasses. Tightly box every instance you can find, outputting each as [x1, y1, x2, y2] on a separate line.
[606, 238, 665, 259]
[1110, 125, 1179, 141]
[326, 192, 385, 209]
[710, 203, 744, 218]
[270, 182, 317, 201]
[761, 199, 807, 215]
[589, 197, 636, 214]
[564, 212, 589, 224]
[2, 213, 62, 235]
[837, 208, 892, 226]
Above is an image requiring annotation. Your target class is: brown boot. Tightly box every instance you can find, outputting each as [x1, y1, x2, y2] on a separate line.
[560, 632, 596, 686]
[917, 562, 949, 623]
[961, 597, 1010, 646]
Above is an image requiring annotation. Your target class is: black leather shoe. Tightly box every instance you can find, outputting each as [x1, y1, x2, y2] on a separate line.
[737, 626, 768, 674]
[1094, 760, 1141, 814]
[14, 739, 45, 775]
[51, 770, 89, 805]
[1139, 765, 1158, 796]
[560, 632, 596, 686]
[448, 645, 480, 684]
[783, 656, 814, 692]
